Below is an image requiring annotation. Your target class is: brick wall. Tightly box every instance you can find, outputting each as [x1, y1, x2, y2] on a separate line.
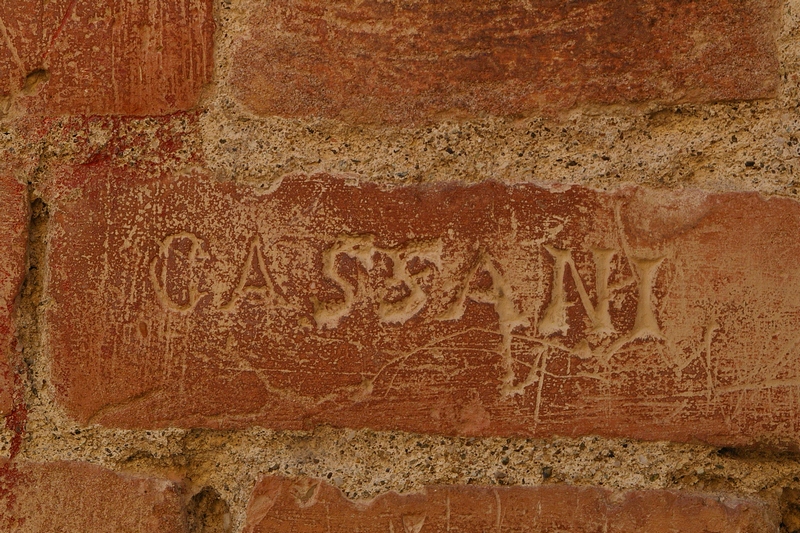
[1, 0, 800, 531]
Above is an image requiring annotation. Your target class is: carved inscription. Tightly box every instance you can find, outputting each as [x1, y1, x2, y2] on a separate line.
[149, 234, 664, 346]
[312, 236, 443, 328]
[537, 247, 664, 340]
[222, 237, 282, 311]
[149, 232, 209, 313]
[538, 247, 617, 337]
[47, 172, 800, 445]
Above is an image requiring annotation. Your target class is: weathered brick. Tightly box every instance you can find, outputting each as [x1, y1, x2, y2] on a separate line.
[45, 166, 800, 446]
[0, 0, 214, 116]
[0, 460, 187, 532]
[244, 477, 776, 533]
[231, 0, 779, 124]
[0, 176, 28, 416]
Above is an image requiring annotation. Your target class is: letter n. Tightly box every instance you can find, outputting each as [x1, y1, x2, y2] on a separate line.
[537, 246, 615, 337]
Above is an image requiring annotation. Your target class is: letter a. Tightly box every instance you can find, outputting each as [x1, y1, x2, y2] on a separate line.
[439, 252, 527, 329]
[222, 237, 278, 310]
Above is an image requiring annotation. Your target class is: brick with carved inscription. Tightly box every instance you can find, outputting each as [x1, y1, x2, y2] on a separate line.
[0, 460, 187, 531]
[0, 0, 213, 115]
[44, 166, 800, 446]
[0, 176, 28, 416]
[231, 0, 779, 123]
[243, 477, 776, 533]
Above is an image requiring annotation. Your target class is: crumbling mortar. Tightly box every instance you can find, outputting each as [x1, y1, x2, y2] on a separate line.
[2, 0, 800, 531]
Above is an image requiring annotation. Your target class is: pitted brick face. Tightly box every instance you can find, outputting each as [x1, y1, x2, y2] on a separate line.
[0, 0, 214, 116]
[243, 477, 777, 533]
[230, 0, 779, 123]
[0, 176, 28, 416]
[3, 0, 800, 527]
[0, 461, 187, 532]
[43, 165, 800, 446]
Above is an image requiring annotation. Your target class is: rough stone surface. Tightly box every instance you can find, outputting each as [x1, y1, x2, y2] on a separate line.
[0, 176, 28, 416]
[0, 0, 799, 531]
[243, 476, 777, 533]
[0, 460, 187, 532]
[0, 0, 214, 117]
[231, 0, 780, 124]
[42, 165, 800, 447]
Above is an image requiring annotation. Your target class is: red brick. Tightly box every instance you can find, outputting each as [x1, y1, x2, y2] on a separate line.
[0, 0, 214, 116]
[44, 166, 800, 446]
[231, 0, 779, 124]
[0, 460, 187, 532]
[0, 176, 28, 416]
[244, 477, 776, 533]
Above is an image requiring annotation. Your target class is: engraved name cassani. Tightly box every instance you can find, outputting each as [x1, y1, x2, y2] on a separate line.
[149, 232, 664, 339]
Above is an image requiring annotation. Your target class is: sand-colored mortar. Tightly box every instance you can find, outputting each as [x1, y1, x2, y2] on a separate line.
[3, 0, 800, 531]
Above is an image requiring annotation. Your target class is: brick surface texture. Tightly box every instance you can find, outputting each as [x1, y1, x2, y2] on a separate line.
[0, 0, 214, 115]
[243, 477, 777, 533]
[2, 0, 798, 530]
[0, 176, 27, 416]
[0, 460, 187, 532]
[232, 0, 779, 123]
[42, 165, 800, 446]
